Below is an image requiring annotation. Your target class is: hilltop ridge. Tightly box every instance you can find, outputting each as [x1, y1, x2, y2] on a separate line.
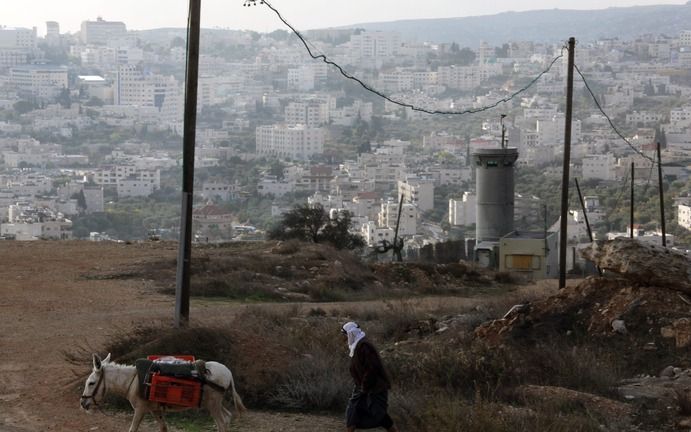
[340, 3, 691, 45]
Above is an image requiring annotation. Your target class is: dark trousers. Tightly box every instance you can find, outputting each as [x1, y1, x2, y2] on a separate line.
[346, 388, 394, 429]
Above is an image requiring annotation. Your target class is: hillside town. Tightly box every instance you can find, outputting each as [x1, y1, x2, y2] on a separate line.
[0, 19, 690, 269]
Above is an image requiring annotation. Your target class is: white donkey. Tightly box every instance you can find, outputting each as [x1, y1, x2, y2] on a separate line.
[81, 353, 246, 432]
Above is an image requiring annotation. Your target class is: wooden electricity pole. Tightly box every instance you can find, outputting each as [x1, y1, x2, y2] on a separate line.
[559, 37, 575, 289]
[575, 178, 602, 276]
[575, 178, 594, 242]
[175, 0, 202, 328]
[657, 142, 666, 247]
[630, 161, 635, 239]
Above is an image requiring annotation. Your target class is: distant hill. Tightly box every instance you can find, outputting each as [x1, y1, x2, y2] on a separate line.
[340, 3, 691, 46]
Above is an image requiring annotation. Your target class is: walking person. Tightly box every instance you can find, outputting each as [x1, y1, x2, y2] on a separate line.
[342, 322, 399, 432]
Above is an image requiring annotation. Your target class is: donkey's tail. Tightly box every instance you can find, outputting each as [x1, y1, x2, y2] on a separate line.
[228, 371, 247, 414]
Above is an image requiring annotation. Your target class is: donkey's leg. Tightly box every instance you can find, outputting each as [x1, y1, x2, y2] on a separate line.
[222, 406, 233, 426]
[128, 406, 146, 432]
[206, 392, 229, 432]
[151, 410, 168, 432]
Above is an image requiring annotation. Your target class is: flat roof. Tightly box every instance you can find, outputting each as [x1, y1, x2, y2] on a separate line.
[503, 231, 555, 240]
[78, 75, 106, 82]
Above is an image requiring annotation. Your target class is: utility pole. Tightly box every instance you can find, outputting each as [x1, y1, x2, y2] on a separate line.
[575, 178, 594, 243]
[657, 142, 666, 247]
[391, 194, 405, 262]
[630, 161, 635, 239]
[500, 114, 507, 148]
[559, 37, 575, 289]
[175, 0, 202, 328]
[575, 178, 602, 276]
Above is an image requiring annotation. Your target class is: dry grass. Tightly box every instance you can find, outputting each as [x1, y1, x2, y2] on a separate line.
[73, 280, 643, 431]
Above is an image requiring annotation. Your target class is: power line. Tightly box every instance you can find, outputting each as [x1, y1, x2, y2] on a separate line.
[246, 0, 566, 116]
[574, 64, 657, 165]
[641, 157, 655, 197]
[610, 165, 630, 218]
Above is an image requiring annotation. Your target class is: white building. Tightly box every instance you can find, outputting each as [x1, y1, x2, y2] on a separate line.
[287, 66, 315, 91]
[0, 27, 37, 49]
[9, 65, 68, 100]
[398, 178, 434, 212]
[449, 192, 477, 227]
[114, 65, 181, 114]
[361, 221, 395, 247]
[679, 204, 691, 231]
[626, 111, 662, 125]
[284, 101, 330, 127]
[378, 201, 417, 237]
[680, 30, 691, 47]
[0, 50, 28, 70]
[349, 31, 401, 66]
[255, 124, 325, 160]
[670, 106, 691, 125]
[46, 21, 60, 46]
[78, 75, 113, 103]
[92, 166, 160, 198]
[257, 176, 295, 197]
[116, 178, 155, 198]
[201, 181, 237, 201]
[80, 17, 127, 45]
[582, 154, 616, 181]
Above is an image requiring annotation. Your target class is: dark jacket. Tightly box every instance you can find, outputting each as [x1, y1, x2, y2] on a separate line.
[349, 338, 391, 394]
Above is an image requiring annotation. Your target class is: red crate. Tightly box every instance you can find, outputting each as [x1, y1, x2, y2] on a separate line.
[147, 355, 196, 362]
[148, 374, 202, 407]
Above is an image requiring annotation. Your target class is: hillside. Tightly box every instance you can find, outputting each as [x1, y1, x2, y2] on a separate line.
[3, 239, 689, 431]
[343, 3, 691, 45]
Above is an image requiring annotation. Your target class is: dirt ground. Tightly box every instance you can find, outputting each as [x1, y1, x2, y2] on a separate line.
[0, 241, 346, 431]
[0, 240, 527, 431]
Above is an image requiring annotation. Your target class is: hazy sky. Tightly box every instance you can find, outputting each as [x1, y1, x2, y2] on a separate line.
[4, 0, 690, 35]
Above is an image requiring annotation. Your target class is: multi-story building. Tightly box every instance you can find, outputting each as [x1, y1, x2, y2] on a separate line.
[9, 65, 68, 100]
[423, 132, 463, 150]
[201, 182, 238, 202]
[361, 221, 395, 247]
[45, 21, 60, 46]
[80, 17, 127, 45]
[284, 101, 330, 127]
[349, 31, 401, 67]
[116, 178, 155, 198]
[679, 204, 691, 231]
[398, 178, 434, 212]
[437, 65, 481, 91]
[626, 111, 663, 125]
[680, 30, 691, 47]
[0, 27, 37, 49]
[91, 165, 160, 197]
[255, 124, 325, 160]
[114, 65, 180, 109]
[257, 176, 295, 197]
[0, 50, 28, 71]
[449, 192, 476, 227]
[378, 200, 417, 236]
[582, 154, 616, 181]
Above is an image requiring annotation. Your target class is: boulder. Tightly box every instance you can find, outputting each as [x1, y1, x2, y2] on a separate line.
[581, 239, 691, 294]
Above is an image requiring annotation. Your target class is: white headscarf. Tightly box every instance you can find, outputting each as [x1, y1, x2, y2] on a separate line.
[342, 321, 366, 358]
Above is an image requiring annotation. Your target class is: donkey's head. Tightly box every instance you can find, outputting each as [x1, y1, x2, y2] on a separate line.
[80, 353, 111, 411]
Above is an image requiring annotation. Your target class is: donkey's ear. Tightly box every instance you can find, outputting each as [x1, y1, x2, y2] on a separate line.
[93, 353, 102, 370]
[103, 353, 111, 363]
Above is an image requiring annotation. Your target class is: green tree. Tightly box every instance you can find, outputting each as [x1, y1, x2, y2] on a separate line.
[268, 204, 364, 250]
[13, 100, 37, 114]
[56, 88, 72, 108]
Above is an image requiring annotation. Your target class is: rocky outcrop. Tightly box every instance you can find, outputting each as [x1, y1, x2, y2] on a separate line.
[581, 239, 691, 294]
